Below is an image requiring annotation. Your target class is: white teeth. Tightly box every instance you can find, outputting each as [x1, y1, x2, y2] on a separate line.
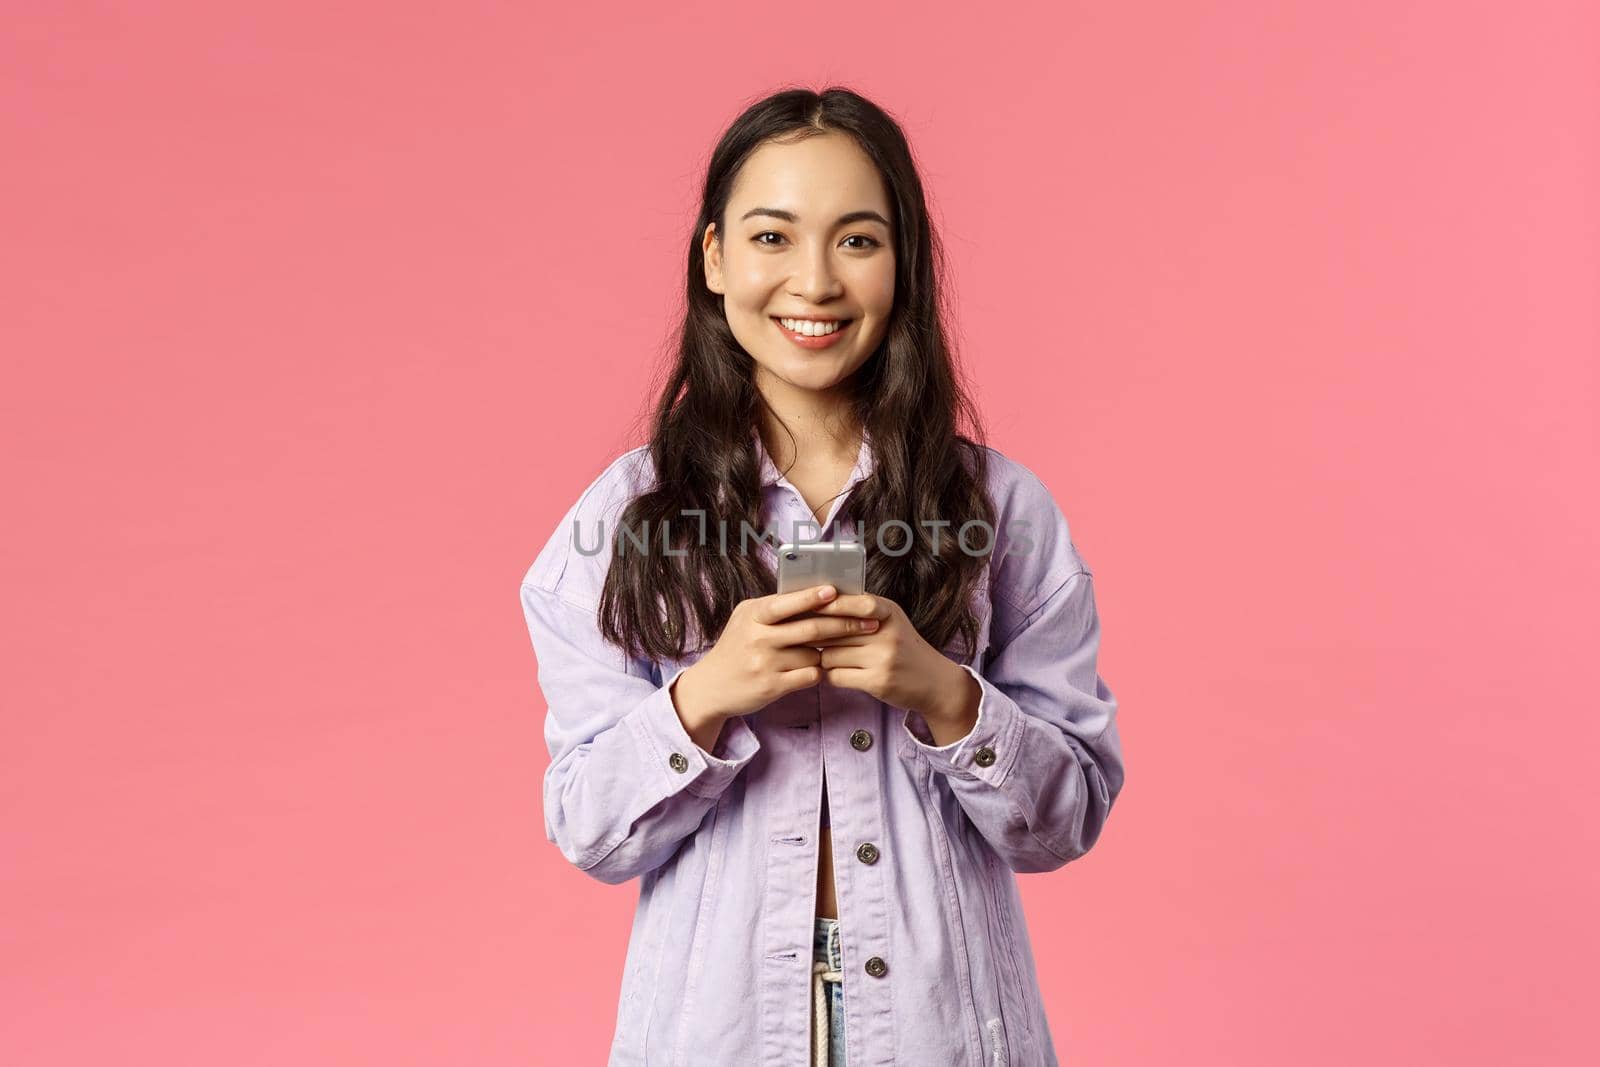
[778, 317, 844, 336]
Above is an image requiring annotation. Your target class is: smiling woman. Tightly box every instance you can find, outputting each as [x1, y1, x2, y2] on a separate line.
[520, 85, 1125, 1067]
[705, 135, 898, 392]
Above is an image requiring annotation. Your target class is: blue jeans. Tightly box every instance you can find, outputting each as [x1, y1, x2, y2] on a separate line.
[812, 917, 846, 1066]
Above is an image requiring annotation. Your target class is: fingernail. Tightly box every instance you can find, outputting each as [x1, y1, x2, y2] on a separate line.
[818, 586, 836, 599]
[860, 619, 878, 630]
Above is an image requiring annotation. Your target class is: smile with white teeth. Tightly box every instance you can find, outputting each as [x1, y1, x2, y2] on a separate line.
[776, 317, 849, 336]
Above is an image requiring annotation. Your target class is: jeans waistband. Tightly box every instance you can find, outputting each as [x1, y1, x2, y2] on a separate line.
[812, 917, 842, 978]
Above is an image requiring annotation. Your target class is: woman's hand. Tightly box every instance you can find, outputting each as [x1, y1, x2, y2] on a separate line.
[804, 593, 981, 735]
[670, 585, 882, 731]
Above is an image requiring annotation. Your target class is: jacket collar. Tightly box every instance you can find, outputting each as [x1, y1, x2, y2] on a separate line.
[753, 426, 876, 494]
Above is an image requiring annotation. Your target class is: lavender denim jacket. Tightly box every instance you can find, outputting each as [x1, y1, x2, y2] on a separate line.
[519, 432, 1125, 1066]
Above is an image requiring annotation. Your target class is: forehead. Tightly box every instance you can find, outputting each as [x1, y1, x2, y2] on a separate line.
[728, 133, 890, 219]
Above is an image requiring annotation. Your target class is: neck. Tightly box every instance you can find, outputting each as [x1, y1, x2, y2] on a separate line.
[755, 382, 861, 471]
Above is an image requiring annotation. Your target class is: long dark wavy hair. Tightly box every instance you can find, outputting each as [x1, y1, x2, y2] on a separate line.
[599, 85, 996, 665]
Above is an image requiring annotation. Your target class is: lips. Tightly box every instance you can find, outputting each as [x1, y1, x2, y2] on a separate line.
[771, 317, 854, 349]
[771, 316, 851, 329]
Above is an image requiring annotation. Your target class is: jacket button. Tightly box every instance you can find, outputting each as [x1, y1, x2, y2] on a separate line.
[974, 746, 996, 767]
[856, 842, 879, 864]
[864, 956, 888, 977]
[850, 729, 874, 751]
[668, 752, 689, 773]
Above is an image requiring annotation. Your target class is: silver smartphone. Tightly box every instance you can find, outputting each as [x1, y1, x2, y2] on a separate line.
[776, 540, 867, 598]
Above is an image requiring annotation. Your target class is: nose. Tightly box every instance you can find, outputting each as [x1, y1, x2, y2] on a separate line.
[789, 243, 844, 304]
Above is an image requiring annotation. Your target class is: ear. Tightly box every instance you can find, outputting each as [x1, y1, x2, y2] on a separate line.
[702, 222, 724, 295]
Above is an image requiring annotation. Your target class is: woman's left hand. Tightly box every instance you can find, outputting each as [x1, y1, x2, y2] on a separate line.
[797, 591, 977, 724]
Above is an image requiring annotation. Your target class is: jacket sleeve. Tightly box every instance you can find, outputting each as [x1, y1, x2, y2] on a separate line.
[899, 567, 1125, 874]
[520, 579, 762, 884]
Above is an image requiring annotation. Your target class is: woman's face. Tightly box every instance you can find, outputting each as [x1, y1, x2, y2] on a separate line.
[703, 132, 896, 401]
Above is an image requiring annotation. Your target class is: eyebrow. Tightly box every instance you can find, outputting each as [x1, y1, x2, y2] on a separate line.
[739, 207, 892, 229]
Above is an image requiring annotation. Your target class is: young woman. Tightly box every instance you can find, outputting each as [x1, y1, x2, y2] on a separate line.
[520, 87, 1126, 1067]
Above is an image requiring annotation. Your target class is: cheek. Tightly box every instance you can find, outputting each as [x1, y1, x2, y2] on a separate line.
[857, 259, 896, 313]
[725, 255, 782, 301]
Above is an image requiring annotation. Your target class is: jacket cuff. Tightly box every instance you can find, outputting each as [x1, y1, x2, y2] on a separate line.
[629, 664, 762, 800]
[899, 664, 1027, 784]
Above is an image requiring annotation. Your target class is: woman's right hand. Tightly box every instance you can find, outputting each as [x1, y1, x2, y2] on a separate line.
[670, 584, 880, 732]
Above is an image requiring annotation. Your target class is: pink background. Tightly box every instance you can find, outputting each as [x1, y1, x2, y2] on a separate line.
[3, 2, 1596, 1063]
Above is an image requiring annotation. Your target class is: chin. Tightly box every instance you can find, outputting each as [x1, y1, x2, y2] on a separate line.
[777, 360, 855, 390]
